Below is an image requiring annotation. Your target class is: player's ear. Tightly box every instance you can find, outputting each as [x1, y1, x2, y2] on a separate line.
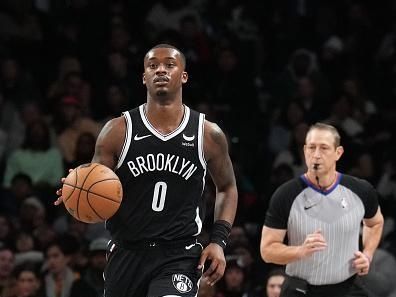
[142, 73, 146, 85]
[335, 146, 344, 160]
[181, 71, 188, 84]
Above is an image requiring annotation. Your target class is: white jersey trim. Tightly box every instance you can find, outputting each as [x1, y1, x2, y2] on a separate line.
[139, 104, 190, 141]
[198, 113, 207, 168]
[198, 113, 207, 197]
[192, 207, 202, 236]
[115, 111, 132, 170]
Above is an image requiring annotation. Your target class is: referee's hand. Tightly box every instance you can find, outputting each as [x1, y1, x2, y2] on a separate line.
[197, 243, 226, 286]
[353, 251, 371, 275]
[301, 230, 327, 257]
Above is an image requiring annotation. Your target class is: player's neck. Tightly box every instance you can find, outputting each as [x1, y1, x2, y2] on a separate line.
[144, 101, 185, 134]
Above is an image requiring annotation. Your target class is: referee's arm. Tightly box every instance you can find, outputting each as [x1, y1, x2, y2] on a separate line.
[361, 208, 384, 261]
[260, 226, 327, 265]
[260, 226, 296, 265]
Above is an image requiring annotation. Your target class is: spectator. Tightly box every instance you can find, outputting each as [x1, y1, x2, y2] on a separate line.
[56, 95, 100, 165]
[0, 173, 34, 216]
[19, 197, 46, 233]
[0, 214, 16, 248]
[83, 238, 108, 297]
[14, 232, 43, 266]
[273, 122, 309, 177]
[3, 119, 64, 189]
[0, 246, 15, 297]
[99, 84, 129, 125]
[216, 257, 256, 297]
[0, 57, 41, 107]
[69, 132, 96, 169]
[10, 262, 44, 297]
[43, 236, 95, 297]
[263, 268, 285, 297]
[47, 56, 83, 103]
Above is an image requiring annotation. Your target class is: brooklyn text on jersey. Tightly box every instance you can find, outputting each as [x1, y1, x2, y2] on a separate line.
[127, 153, 198, 180]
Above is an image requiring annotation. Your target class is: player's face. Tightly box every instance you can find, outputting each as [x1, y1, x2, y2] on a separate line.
[304, 129, 343, 174]
[143, 48, 188, 97]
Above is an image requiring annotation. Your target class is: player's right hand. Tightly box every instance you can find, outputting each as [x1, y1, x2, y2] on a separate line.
[197, 243, 226, 286]
[54, 169, 73, 205]
[300, 230, 327, 257]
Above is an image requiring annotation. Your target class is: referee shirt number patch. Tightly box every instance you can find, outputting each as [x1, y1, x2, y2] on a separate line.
[172, 274, 193, 293]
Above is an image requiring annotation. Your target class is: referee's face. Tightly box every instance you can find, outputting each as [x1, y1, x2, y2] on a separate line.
[304, 129, 344, 174]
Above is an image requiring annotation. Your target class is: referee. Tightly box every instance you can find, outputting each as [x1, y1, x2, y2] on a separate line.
[260, 123, 384, 297]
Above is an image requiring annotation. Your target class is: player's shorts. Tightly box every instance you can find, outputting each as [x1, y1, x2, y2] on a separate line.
[104, 238, 203, 297]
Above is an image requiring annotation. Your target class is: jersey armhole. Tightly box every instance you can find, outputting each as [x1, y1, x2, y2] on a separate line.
[115, 111, 132, 170]
[198, 113, 207, 169]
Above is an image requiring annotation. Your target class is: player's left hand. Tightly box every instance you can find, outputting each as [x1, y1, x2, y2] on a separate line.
[197, 243, 226, 286]
[353, 251, 371, 276]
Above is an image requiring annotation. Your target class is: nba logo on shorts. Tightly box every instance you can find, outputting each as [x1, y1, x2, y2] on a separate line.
[172, 274, 193, 293]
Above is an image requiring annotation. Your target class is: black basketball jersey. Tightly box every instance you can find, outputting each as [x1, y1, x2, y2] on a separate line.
[106, 104, 207, 242]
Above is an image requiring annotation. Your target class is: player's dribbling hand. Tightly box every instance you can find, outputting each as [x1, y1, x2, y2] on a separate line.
[197, 243, 226, 286]
[54, 169, 73, 205]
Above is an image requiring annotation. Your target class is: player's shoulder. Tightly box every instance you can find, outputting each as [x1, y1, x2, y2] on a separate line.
[103, 115, 126, 131]
[98, 116, 126, 143]
[203, 120, 227, 146]
[202, 119, 228, 160]
[204, 119, 223, 137]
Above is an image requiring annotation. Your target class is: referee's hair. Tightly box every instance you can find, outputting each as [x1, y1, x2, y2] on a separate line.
[307, 122, 341, 147]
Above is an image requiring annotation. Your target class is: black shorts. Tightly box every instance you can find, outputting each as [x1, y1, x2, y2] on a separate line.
[104, 238, 203, 297]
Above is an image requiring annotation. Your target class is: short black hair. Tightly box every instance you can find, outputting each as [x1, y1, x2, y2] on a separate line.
[11, 173, 33, 186]
[145, 43, 186, 69]
[12, 262, 41, 279]
[307, 122, 341, 147]
[45, 234, 80, 256]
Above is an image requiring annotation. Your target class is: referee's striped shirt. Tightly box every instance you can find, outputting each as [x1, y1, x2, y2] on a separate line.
[264, 173, 379, 285]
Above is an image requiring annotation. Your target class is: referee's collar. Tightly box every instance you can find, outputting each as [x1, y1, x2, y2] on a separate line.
[300, 172, 342, 195]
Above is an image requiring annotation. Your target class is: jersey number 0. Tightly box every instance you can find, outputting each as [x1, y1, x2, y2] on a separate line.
[152, 181, 167, 212]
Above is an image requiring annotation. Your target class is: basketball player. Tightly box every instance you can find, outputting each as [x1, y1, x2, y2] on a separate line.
[55, 44, 238, 297]
[260, 123, 384, 297]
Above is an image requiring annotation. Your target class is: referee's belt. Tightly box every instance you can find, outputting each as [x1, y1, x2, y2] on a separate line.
[308, 274, 357, 288]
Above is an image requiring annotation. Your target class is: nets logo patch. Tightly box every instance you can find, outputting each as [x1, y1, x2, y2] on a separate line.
[172, 274, 193, 293]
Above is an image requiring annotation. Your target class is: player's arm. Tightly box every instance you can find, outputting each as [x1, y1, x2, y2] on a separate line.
[204, 121, 238, 224]
[55, 116, 125, 205]
[198, 120, 238, 286]
[91, 116, 126, 170]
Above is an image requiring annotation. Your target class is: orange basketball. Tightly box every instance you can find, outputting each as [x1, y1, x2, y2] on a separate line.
[62, 163, 123, 223]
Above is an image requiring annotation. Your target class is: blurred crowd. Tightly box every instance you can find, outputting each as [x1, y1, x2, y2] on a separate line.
[1, 0, 396, 296]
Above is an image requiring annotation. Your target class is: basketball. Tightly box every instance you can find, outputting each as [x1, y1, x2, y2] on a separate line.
[62, 163, 123, 223]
